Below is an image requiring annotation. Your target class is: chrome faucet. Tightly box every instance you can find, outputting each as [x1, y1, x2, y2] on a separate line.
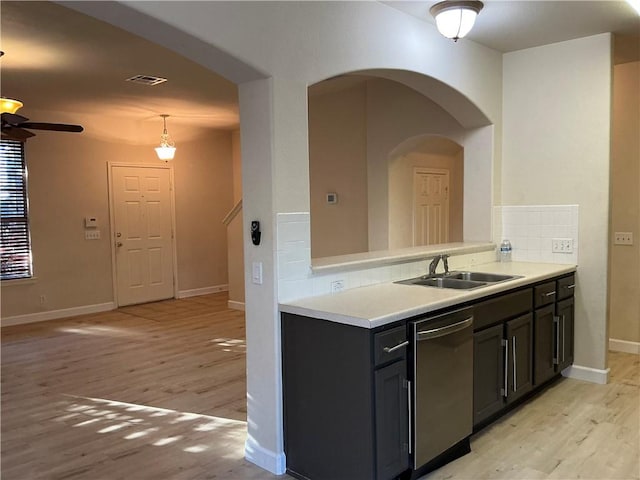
[442, 254, 450, 274]
[428, 255, 440, 276]
[428, 254, 450, 276]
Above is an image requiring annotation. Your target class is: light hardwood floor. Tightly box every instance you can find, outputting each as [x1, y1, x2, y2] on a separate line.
[422, 350, 640, 480]
[2, 293, 638, 480]
[1, 293, 280, 480]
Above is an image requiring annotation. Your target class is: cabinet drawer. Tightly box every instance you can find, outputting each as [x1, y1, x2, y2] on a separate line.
[557, 274, 576, 300]
[534, 281, 556, 308]
[374, 326, 408, 366]
[474, 289, 532, 331]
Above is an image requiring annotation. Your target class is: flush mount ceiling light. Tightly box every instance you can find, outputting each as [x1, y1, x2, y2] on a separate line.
[0, 97, 24, 114]
[155, 114, 176, 161]
[430, 0, 484, 41]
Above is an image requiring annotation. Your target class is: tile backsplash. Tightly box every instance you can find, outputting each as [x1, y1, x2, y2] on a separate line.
[277, 212, 496, 303]
[497, 205, 579, 265]
[276, 205, 579, 302]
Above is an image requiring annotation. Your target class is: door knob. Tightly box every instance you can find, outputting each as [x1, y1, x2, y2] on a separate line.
[116, 232, 122, 237]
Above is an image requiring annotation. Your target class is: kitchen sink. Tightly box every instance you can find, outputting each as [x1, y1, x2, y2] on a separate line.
[446, 271, 517, 283]
[396, 271, 521, 290]
[409, 277, 487, 289]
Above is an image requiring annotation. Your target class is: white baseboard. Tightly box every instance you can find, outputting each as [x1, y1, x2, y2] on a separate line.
[609, 338, 640, 354]
[562, 364, 610, 385]
[177, 284, 228, 299]
[1, 302, 116, 327]
[228, 300, 245, 311]
[244, 436, 286, 475]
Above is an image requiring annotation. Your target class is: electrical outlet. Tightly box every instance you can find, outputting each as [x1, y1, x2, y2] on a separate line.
[331, 280, 345, 293]
[39, 295, 46, 305]
[85, 230, 101, 240]
[552, 238, 573, 253]
[614, 232, 633, 245]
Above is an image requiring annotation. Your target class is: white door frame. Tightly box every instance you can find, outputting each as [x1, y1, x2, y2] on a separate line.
[107, 162, 179, 307]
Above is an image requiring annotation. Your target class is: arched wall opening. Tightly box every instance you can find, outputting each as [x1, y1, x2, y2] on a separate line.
[308, 73, 494, 260]
[388, 135, 464, 250]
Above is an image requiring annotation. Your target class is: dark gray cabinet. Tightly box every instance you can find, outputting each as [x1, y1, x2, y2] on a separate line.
[473, 323, 505, 424]
[375, 360, 409, 479]
[282, 314, 408, 480]
[556, 296, 575, 372]
[472, 289, 532, 426]
[533, 304, 556, 385]
[534, 274, 576, 383]
[505, 313, 533, 403]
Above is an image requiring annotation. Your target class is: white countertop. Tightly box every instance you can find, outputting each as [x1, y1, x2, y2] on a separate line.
[279, 262, 576, 329]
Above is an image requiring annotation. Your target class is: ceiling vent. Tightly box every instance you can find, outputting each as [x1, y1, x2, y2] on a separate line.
[126, 75, 167, 86]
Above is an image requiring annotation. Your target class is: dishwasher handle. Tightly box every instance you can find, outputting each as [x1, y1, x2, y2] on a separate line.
[416, 316, 473, 341]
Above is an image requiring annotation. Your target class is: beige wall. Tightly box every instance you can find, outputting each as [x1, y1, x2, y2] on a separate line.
[609, 60, 640, 343]
[173, 131, 234, 292]
[308, 82, 369, 258]
[502, 34, 612, 371]
[227, 130, 245, 305]
[309, 77, 487, 258]
[389, 140, 464, 249]
[1, 112, 234, 319]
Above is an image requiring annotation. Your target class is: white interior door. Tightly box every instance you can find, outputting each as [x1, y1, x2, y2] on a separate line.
[413, 168, 450, 246]
[110, 165, 175, 306]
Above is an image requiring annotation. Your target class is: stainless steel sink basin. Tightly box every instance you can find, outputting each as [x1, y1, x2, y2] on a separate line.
[410, 277, 487, 289]
[447, 271, 517, 283]
[395, 271, 521, 290]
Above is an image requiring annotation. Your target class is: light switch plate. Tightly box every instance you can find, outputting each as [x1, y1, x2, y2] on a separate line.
[85, 230, 101, 240]
[614, 232, 633, 245]
[252, 262, 263, 285]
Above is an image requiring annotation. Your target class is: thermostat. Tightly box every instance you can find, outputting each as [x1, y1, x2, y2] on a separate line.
[327, 193, 338, 204]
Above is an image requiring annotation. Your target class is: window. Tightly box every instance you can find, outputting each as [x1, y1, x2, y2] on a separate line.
[0, 140, 32, 280]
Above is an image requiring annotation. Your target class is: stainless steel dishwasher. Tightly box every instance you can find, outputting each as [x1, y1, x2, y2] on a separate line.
[410, 307, 474, 470]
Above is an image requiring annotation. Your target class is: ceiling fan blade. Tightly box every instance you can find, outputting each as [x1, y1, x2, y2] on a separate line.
[1, 112, 29, 124]
[1, 126, 35, 141]
[18, 122, 84, 133]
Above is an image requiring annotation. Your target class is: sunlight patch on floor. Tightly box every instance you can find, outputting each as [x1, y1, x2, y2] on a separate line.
[59, 394, 247, 456]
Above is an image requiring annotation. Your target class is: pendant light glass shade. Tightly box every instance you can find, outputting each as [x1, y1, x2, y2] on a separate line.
[430, 1, 484, 41]
[155, 114, 176, 161]
[0, 98, 24, 114]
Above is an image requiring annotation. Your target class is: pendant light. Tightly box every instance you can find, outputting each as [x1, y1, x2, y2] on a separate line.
[430, 1, 484, 42]
[155, 114, 176, 161]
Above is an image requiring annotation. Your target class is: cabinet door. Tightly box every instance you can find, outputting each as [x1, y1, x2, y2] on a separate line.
[473, 324, 505, 426]
[556, 297, 575, 372]
[506, 313, 533, 403]
[534, 305, 556, 386]
[375, 361, 409, 479]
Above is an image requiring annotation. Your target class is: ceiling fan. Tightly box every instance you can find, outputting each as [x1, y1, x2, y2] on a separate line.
[0, 98, 84, 141]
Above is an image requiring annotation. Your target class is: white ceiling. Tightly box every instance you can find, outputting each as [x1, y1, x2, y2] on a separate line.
[1, 1, 638, 136]
[385, 1, 639, 53]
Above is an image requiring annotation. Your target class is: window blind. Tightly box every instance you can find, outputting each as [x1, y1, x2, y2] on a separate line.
[1, 140, 32, 280]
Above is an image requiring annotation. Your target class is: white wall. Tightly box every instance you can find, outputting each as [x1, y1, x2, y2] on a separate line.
[502, 34, 612, 373]
[66, 2, 503, 474]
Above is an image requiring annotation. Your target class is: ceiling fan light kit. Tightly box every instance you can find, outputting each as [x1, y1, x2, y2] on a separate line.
[430, 0, 484, 41]
[155, 114, 176, 161]
[0, 98, 24, 114]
